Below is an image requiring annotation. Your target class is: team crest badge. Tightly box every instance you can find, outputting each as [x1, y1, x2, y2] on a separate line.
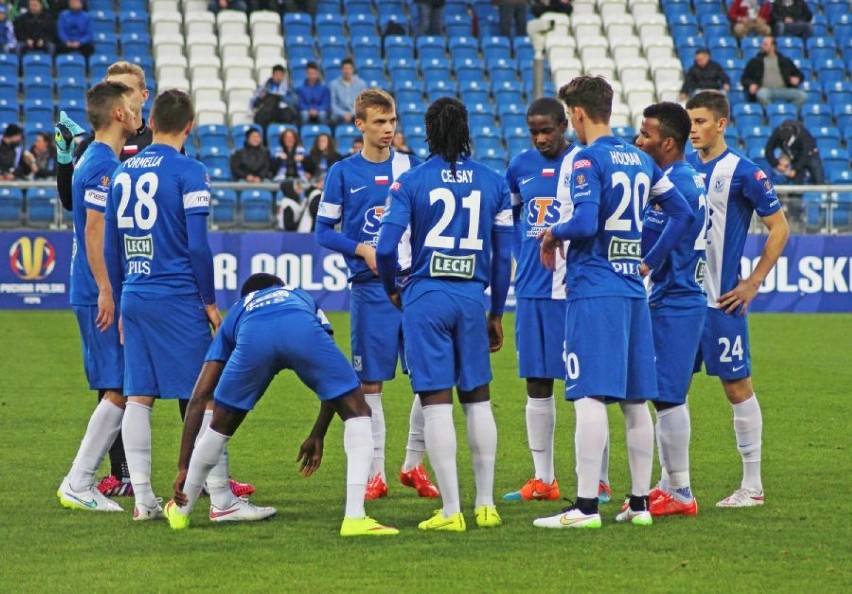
[714, 178, 725, 192]
[101, 176, 110, 186]
[575, 173, 586, 185]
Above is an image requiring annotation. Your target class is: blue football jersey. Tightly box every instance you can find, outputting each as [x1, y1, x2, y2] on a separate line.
[687, 148, 780, 308]
[381, 156, 513, 303]
[567, 136, 678, 300]
[206, 284, 331, 362]
[105, 145, 211, 296]
[642, 160, 707, 311]
[70, 142, 121, 306]
[506, 144, 580, 299]
[316, 149, 419, 282]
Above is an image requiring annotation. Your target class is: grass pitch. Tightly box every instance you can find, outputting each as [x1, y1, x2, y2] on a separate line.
[0, 311, 849, 593]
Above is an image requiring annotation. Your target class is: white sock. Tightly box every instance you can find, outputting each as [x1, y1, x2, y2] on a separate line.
[656, 404, 692, 500]
[364, 393, 386, 480]
[525, 396, 556, 484]
[68, 398, 124, 492]
[655, 415, 671, 492]
[423, 403, 460, 516]
[462, 401, 497, 507]
[733, 395, 763, 493]
[343, 416, 373, 519]
[198, 410, 237, 510]
[600, 423, 611, 486]
[574, 398, 609, 499]
[620, 401, 654, 497]
[180, 427, 229, 515]
[122, 401, 157, 507]
[402, 395, 426, 471]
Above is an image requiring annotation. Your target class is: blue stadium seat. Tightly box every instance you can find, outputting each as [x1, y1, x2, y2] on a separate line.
[22, 53, 51, 79]
[732, 102, 763, 124]
[241, 190, 274, 227]
[0, 53, 17, 79]
[201, 155, 230, 173]
[197, 123, 230, 145]
[335, 124, 360, 150]
[0, 100, 18, 124]
[210, 189, 238, 228]
[740, 124, 772, 141]
[417, 36, 445, 57]
[814, 58, 845, 86]
[448, 36, 479, 60]
[55, 53, 86, 80]
[395, 89, 422, 105]
[26, 188, 57, 228]
[23, 98, 53, 128]
[481, 36, 512, 60]
[0, 188, 23, 228]
[460, 89, 489, 105]
[207, 166, 232, 181]
[316, 19, 345, 38]
[480, 156, 506, 173]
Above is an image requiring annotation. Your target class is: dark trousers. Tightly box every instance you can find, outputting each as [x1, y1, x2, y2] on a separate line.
[499, 5, 527, 37]
[793, 153, 825, 185]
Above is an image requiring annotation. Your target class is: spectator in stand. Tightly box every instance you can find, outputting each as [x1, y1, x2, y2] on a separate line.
[207, 0, 248, 14]
[0, 6, 18, 53]
[296, 62, 331, 126]
[56, 0, 92, 58]
[741, 36, 807, 109]
[391, 130, 414, 155]
[728, 0, 771, 41]
[0, 124, 35, 179]
[330, 59, 367, 127]
[416, 0, 444, 36]
[259, 0, 317, 15]
[276, 177, 320, 232]
[251, 64, 299, 131]
[494, 0, 527, 37]
[349, 138, 363, 155]
[303, 133, 342, 179]
[14, 0, 55, 56]
[29, 131, 56, 178]
[273, 128, 307, 181]
[230, 127, 273, 183]
[530, 0, 573, 17]
[681, 48, 731, 100]
[770, 0, 813, 39]
[764, 119, 824, 184]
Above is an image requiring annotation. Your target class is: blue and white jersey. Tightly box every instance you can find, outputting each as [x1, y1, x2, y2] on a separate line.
[381, 156, 513, 303]
[70, 141, 120, 306]
[506, 144, 580, 299]
[643, 160, 708, 311]
[567, 136, 678, 300]
[687, 148, 780, 308]
[105, 144, 211, 296]
[206, 284, 331, 362]
[316, 149, 419, 282]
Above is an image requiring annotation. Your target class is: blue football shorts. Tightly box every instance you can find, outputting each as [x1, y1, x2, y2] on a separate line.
[73, 304, 123, 391]
[402, 289, 491, 393]
[214, 310, 361, 412]
[121, 292, 211, 398]
[350, 281, 404, 382]
[515, 297, 566, 380]
[695, 307, 752, 381]
[563, 296, 657, 401]
[651, 308, 705, 405]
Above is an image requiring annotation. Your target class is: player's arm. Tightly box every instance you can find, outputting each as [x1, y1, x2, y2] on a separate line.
[186, 213, 220, 330]
[505, 164, 524, 260]
[488, 182, 514, 351]
[297, 401, 335, 477]
[85, 209, 114, 331]
[641, 180, 694, 275]
[376, 221, 405, 301]
[313, 165, 375, 269]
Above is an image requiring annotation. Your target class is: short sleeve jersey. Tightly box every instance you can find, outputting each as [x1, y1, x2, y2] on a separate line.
[105, 145, 211, 296]
[506, 144, 580, 299]
[642, 160, 708, 311]
[205, 285, 331, 362]
[70, 141, 121, 306]
[566, 136, 677, 300]
[687, 148, 781, 308]
[315, 149, 420, 283]
[381, 156, 513, 303]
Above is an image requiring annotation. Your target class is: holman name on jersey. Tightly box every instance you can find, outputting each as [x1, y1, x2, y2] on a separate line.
[608, 236, 642, 276]
[124, 234, 153, 275]
[430, 252, 475, 279]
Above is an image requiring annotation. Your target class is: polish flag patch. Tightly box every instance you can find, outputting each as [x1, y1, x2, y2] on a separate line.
[375, 175, 389, 185]
[541, 168, 555, 177]
[123, 145, 139, 156]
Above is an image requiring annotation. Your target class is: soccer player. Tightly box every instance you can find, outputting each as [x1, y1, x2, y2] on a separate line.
[376, 97, 513, 531]
[501, 97, 579, 503]
[685, 90, 789, 508]
[534, 76, 694, 530]
[57, 81, 139, 513]
[104, 90, 262, 522]
[315, 89, 438, 500]
[635, 102, 709, 517]
[164, 273, 398, 537]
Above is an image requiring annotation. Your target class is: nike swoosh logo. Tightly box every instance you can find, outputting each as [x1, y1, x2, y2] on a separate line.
[209, 508, 239, 519]
[732, 365, 745, 372]
[350, 186, 367, 194]
[520, 177, 535, 185]
[66, 493, 97, 508]
[531, 489, 557, 498]
[559, 516, 587, 526]
[566, 384, 578, 391]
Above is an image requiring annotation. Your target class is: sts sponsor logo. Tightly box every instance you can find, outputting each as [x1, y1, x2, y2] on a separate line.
[363, 206, 384, 235]
[526, 197, 561, 233]
[9, 236, 55, 280]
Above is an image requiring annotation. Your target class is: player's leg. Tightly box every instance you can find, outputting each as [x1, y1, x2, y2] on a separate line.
[599, 420, 612, 503]
[701, 309, 764, 507]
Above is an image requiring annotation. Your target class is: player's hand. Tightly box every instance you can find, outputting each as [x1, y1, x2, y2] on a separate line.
[173, 468, 188, 506]
[718, 276, 760, 315]
[95, 289, 115, 332]
[355, 243, 378, 274]
[205, 304, 222, 334]
[389, 288, 402, 310]
[639, 262, 651, 278]
[487, 313, 504, 353]
[118, 315, 124, 345]
[296, 437, 324, 477]
[537, 227, 564, 271]
[54, 110, 85, 165]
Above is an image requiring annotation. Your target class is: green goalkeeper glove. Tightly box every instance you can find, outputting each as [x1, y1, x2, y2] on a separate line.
[54, 110, 86, 165]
